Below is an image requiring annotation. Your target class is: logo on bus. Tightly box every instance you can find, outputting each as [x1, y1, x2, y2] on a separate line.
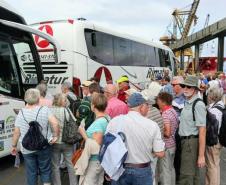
[34, 25, 53, 48]
[94, 67, 113, 83]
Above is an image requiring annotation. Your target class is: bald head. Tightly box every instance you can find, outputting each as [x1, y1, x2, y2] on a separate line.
[172, 76, 184, 95]
[104, 84, 117, 99]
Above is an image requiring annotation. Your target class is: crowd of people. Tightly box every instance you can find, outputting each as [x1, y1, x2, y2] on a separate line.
[11, 71, 226, 185]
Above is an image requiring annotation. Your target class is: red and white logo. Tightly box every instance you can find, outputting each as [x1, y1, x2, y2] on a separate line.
[94, 67, 113, 83]
[34, 25, 53, 48]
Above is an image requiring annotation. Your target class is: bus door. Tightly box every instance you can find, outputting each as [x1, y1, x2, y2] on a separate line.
[0, 19, 61, 158]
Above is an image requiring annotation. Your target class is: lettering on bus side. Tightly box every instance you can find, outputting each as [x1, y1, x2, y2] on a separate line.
[44, 75, 69, 85]
[146, 68, 164, 79]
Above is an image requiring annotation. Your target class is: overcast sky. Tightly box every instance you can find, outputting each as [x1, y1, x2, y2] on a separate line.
[6, 0, 226, 42]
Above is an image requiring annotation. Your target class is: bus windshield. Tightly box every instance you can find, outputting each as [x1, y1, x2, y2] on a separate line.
[0, 29, 41, 98]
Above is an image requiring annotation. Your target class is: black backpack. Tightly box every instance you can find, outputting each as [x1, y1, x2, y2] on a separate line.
[67, 94, 81, 116]
[192, 99, 225, 146]
[214, 106, 226, 147]
[206, 107, 219, 146]
[62, 108, 82, 144]
[21, 107, 49, 150]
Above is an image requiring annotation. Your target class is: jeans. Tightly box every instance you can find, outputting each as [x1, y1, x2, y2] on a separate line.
[52, 143, 78, 185]
[23, 146, 51, 185]
[112, 166, 152, 185]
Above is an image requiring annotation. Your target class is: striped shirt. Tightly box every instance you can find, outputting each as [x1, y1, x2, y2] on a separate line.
[15, 106, 53, 154]
[162, 107, 178, 149]
[147, 106, 164, 138]
[51, 107, 76, 143]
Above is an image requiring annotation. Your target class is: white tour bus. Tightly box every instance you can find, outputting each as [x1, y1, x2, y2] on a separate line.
[31, 19, 176, 96]
[0, 1, 60, 158]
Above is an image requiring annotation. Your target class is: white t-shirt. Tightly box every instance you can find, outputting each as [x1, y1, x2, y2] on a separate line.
[106, 111, 165, 163]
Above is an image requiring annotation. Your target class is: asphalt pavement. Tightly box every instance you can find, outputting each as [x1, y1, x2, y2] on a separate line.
[0, 149, 226, 185]
[0, 154, 69, 185]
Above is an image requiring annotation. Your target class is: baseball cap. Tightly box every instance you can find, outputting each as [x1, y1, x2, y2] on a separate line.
[81, 80, 93, 87]
[127, 93, 147, 108]
[117, 76, 129, 84]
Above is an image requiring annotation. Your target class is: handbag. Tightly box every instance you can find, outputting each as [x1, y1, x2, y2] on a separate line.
[62, 108, 82, 144]
[72, 140, 85, 166]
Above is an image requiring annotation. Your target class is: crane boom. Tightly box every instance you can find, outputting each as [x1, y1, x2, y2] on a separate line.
[182, 0, 200, 39]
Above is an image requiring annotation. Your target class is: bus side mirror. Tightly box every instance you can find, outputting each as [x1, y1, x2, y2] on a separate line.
[91, 32, 96, 47]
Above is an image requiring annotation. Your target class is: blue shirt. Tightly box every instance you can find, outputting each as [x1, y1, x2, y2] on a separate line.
[172, 93, 186, 117]
[86, 116, 109, 160]
[161, 83, 174, 96]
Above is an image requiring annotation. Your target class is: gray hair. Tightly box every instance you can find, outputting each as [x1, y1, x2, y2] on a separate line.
[24, 88, 40, 105]
[207, 87, 223, 103]
[61, 81, 72, 89]
[36, 83, 47, 97]
[172, 76, 184, 84]
[52, 93, 67, 107]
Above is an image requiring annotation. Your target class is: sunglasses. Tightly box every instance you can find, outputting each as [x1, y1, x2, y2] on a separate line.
[180, 84, 193, 89]
[171, 83, 179, 87]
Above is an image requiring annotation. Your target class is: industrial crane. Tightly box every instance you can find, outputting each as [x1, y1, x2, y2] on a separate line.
[172, 0, 200, 39]
[160, 0, 200, 45]
[160, 0, 200, 74]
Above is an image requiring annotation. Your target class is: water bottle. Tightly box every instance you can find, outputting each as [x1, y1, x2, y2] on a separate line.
[14, 153, 20, 168]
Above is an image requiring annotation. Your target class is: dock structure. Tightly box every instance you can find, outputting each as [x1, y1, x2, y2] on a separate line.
[170, 17, 226, 72]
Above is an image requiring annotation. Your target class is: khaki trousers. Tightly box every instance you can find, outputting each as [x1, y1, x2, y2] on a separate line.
[159, 147, 176, 185]
[79, 161, 104, 185]
[179, 138, 200, 185]
[205, 143, 222, 185]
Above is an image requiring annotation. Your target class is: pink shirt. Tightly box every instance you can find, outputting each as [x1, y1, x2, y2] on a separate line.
[39, 97, 52, 107]
[162, 107, 178, 149]
[105, 97, 129, 118]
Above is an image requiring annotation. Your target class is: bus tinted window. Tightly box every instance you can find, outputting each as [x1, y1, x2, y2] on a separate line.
[85, 30, 114, 65]
[0, 40, 20, 95]
[114, 37, 131, 66]
[85, 29, 169, 68]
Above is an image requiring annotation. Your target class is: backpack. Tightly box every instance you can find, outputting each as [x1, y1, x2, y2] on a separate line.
[206, 107, 220, 146]
[21, 107, 49, 151]
[192, 99, 225, 146]
[78, 96, 95, 130]
[214, 106, 226, 147]
[62, 108, 82, 144]
[67, 94, 81, 116]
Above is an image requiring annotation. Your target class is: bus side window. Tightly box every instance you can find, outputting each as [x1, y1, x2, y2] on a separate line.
[0, 40, 20, 97]
[91, 32, 96, 47]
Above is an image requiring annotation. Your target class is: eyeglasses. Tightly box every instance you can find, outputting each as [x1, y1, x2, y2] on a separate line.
[180, 84, 192, 89]
[171, 83, 179, 87]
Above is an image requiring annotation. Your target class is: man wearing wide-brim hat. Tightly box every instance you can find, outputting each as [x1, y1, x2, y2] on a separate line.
[178, 75, 207, 185]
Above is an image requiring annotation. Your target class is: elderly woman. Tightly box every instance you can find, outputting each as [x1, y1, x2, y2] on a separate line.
[11, 88, 59, 185]
[51, 93, 78, 185]
[79, 93, 109, 185]
[206, 87, 224, 185]
[157, 92, 178, 185]
[36, 83, 52, 107]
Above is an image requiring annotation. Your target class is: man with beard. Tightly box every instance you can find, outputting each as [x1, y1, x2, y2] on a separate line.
[178, 75, 206, 185]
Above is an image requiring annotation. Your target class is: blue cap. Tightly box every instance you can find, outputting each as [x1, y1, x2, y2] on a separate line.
[127, 93, 147, 108]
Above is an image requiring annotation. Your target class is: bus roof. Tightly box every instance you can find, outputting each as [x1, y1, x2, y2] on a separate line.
[31, 19, 172, 52]
[0, 0, 26, 24]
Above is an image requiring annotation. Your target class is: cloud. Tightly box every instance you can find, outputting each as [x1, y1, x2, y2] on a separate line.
[5, 0, 226, 42]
